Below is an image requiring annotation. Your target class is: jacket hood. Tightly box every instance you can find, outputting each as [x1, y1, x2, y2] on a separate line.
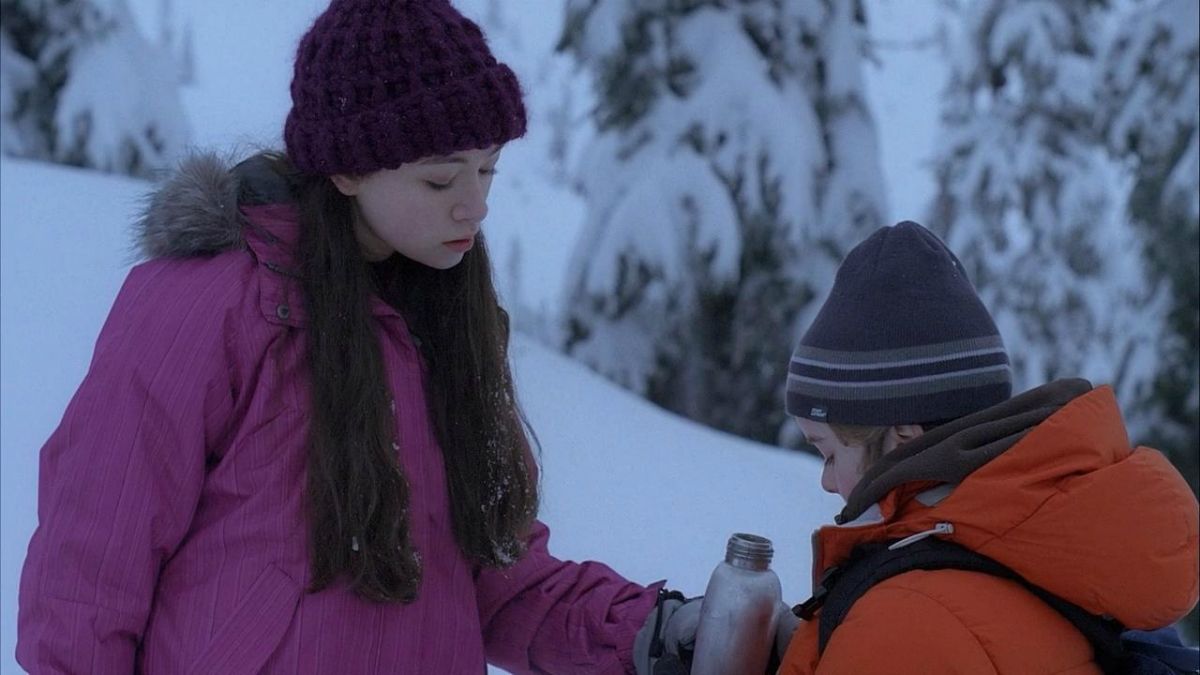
[814, 382, 1200, 629]
[838, 379, 1090, 525]
[133, 151, 406, 328]
[135, 152, 294, 260]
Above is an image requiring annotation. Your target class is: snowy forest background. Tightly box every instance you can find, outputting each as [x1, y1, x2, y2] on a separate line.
[3, 0, 1198, 649]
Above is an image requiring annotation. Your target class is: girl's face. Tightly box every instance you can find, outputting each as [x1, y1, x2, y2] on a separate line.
[796, 418, 868, 501]
[332, 145, 502, 269]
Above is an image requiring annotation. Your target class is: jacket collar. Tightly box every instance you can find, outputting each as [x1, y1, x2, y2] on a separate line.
[837, 378, 1093, 525]
[134, 151, 402, 325]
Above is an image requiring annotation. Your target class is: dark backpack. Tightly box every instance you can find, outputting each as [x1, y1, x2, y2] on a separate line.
[793, 537, 1199, 674]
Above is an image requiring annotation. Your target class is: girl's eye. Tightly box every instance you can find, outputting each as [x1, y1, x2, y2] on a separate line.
[480, 166, 498, 177]
[425, 180, 452, 191]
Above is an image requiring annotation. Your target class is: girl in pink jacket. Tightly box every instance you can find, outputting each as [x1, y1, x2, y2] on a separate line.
[17, 1, 670, 672]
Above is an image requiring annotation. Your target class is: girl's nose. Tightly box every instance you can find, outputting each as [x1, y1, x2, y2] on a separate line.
[451, 177, 489, 223]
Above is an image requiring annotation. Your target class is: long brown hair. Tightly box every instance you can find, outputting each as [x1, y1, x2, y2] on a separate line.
[268, 153, 539, 602]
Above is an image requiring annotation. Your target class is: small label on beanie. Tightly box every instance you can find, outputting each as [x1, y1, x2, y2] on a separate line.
[810, 406, 827, 420]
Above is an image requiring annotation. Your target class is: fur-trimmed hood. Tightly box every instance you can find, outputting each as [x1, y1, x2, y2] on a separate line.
[135, 152, 294, 260]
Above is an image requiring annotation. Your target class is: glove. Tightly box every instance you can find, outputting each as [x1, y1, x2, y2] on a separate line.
[770, 601, 803, 671]
[633, 589, 701, 675]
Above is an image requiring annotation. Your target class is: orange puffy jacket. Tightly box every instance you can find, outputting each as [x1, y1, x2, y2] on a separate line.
[780, 385, 1199, 675]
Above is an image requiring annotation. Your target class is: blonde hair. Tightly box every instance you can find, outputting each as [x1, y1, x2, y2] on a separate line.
[828, 424, 891, 472]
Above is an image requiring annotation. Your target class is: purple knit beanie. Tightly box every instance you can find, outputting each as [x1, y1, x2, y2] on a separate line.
[284, 0, 527, 176]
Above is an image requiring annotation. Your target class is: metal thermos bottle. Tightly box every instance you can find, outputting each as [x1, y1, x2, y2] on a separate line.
[691, 533, 782, 675]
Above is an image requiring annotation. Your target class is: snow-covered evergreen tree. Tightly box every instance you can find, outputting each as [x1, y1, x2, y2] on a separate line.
[157, 0, 172, 53]
[0, 0, 190, 176]
[157, 0, 193, 86]
[177, 21, 194, 86]
[453, 0, 593, 349]
[1, 20, 37, 155]
[927, 0, 1162, 417]
[1097, 0, 1198, 501]
[558, 0, 886, 445]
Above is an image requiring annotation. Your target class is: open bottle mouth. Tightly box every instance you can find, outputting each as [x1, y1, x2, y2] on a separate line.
[726, 533, 774, 570]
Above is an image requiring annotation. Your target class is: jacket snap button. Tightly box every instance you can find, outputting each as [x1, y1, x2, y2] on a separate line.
[276, 304, 291, 320]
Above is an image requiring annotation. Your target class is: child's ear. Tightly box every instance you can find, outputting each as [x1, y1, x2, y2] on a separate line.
[892, 424, 925, 444]
[330, 174, 360, 196]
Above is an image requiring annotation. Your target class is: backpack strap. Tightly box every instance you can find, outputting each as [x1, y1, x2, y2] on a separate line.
[813, 537, 1129, 672]
[1123, 629, 1200, 673]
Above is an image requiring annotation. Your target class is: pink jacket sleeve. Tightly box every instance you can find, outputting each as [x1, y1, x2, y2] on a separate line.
[17, 261, 233, 674]
[475, 521, 662, 675]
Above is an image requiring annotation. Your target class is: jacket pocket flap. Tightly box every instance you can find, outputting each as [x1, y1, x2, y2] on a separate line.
[187, 564, 302, 675]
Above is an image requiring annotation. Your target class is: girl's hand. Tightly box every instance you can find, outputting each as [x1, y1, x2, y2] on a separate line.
[634, 589, 700, 675]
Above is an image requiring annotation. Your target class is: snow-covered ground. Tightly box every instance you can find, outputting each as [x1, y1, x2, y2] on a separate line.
[0, 155, 841, 672]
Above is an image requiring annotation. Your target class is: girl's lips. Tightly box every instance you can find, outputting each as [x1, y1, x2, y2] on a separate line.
[444, 237, 474, 253]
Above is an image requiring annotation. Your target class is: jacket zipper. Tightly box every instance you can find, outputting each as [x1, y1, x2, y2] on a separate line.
[887, 522, 955, 550]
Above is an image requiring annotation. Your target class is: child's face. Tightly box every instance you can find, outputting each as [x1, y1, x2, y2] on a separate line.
[795, 418, 868, 502]
[332, 145, 502, 269]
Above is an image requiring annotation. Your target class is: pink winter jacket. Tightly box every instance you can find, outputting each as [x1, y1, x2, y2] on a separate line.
[17, 154, 659, 675]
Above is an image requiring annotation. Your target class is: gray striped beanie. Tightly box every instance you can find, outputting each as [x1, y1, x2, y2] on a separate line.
[786, 221, 1011, 426]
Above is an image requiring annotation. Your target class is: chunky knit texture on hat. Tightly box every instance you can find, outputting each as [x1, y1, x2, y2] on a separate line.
[786, 221, 1012, 426]
[284, 0, 527, 176]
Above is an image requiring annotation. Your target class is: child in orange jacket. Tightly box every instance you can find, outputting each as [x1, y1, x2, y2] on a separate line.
[777, 221, 1198, 674]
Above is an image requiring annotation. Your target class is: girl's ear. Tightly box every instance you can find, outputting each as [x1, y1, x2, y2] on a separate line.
[330, 174, 360, 197]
